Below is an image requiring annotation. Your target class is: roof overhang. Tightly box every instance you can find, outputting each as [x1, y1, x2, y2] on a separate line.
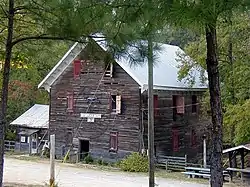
[38, 42, 87, 92]
[18, 129, 39, 136]
[141, 84, 207, 93]
[38, 37, 207, 93]
[223, 144, 250, 154]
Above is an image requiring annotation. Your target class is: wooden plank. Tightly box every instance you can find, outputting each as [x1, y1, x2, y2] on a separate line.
[50, 53, 141, 160]
[185, 167, 210, 171]
[182, 171, 211, 178]
[226, 167, 250, 173]
[157, 155, 186, 160]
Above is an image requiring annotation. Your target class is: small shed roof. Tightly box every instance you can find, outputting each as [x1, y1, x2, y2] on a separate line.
[18, 129, 39, 136]
[223, 144, 250, 154]
[10, 104, 49, 129]
[38, 36, 207, 92]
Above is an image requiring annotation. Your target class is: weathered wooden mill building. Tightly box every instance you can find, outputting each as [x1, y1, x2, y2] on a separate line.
[38, 38, 207, 162]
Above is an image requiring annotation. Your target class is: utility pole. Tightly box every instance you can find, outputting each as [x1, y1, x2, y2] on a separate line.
[148, 34, 155, 187]
[50, 134, 55, 187]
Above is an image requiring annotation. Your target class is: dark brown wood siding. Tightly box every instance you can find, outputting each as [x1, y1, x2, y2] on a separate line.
[142, 90, 208, 162]
[49, 44, 141, 161]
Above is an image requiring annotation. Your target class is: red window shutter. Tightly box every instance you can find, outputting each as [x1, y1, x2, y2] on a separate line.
[110, 132, 118, 152]
[73, 59, 81, 79]
[172, 128, 179, 152]
[109, 94, 113, 112]
[191, 130, 197, 148]
[67, 93, 74, 112]
[176, 96, 185, 114]
[154, 95, 159, 116]
[116, 95, 122, 114]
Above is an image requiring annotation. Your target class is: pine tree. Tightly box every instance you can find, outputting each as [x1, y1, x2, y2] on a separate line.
[161, 1, 249, 186]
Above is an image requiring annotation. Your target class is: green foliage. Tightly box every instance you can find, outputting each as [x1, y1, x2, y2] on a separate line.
[119, 152, 148, 172]
[97, 159, 103, 165]
[95, 158, 108, 166]
[83, 154, 94, 164]
[102, 160, 109, 166]
[1, 40, 69, 125]
[176, 11, 250, 145]
[224, 100, 250, 145]
[5, 127, 16, 141]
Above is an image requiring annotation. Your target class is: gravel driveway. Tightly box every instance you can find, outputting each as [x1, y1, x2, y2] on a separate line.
[3, 158, 208, 187]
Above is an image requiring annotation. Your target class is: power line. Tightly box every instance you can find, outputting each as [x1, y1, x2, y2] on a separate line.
[141, 102, 205, 111]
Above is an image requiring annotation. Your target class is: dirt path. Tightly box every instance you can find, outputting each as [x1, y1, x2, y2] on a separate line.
[3, 158, 208, 187]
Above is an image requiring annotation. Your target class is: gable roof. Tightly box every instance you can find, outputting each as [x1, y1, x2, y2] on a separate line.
[38, 42, 87, 91]
[38, 39, 207, 92]
[10, 104, 49, 129]
[223, 144, 250, 154]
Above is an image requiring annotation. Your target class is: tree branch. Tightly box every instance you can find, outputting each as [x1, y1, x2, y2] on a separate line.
[11, 34, 106, 47]
[11, 36, 80, 46]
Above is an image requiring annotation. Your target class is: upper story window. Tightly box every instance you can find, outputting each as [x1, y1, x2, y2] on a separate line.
[73, 59, 81, 79]
[173, 95, 185, 120]
[105, 62, 113, 77]
[110, 94, 122, 114]
[192, 95, 197, 113]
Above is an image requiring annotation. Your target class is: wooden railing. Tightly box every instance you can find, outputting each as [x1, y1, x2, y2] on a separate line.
[4, 140, 15, 151]
[156, 155, 187, 171]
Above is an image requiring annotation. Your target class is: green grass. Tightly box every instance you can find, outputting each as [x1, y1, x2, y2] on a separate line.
[155, 169, 208, 184]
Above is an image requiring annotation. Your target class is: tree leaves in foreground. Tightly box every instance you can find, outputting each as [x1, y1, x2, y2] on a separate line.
[161, 1, 249, 186]
[177, 11, 250, 146]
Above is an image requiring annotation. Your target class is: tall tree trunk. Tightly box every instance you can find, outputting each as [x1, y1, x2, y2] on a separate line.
[228, 16, 235, 145]
[0, 0, 14, 186]
[205, 25, 223, 187]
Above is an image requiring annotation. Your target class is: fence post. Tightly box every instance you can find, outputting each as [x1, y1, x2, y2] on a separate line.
[50, 134, 55, 187]
[166, 160, 168, 171]
[185, 154, 187, 166]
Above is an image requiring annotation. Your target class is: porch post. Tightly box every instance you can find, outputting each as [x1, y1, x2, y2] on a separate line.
[28, 135, 32, 155]
[36, 132, 38, 153]
[228, 151, 233, 182]
[240, 149, 245, 180]
[229, 152, 232, 168]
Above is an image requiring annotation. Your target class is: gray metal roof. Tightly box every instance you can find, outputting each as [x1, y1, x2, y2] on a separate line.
[10, 104, 49, 129]
[38, 37, 207, 92]
[18, 129, 39, 136]
[223, 144, 250, 154]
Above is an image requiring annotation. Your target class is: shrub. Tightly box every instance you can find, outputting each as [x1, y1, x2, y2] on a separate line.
[97, 159, 103, 165]
[84, 154, 94, 164]
[119, 152, 148, 172]
[102, 160, 109, 166]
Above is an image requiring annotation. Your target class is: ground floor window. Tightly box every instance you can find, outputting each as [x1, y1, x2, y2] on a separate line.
[172, 128, 179, 152]
[191, 129, 197, 148]
[20, 136, 28, 143]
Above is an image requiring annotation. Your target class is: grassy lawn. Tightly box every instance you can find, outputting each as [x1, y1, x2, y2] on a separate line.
[155, 169, 208, 184]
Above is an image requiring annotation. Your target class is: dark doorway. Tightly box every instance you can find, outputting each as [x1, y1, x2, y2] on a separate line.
[79, 139, 89, 160]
